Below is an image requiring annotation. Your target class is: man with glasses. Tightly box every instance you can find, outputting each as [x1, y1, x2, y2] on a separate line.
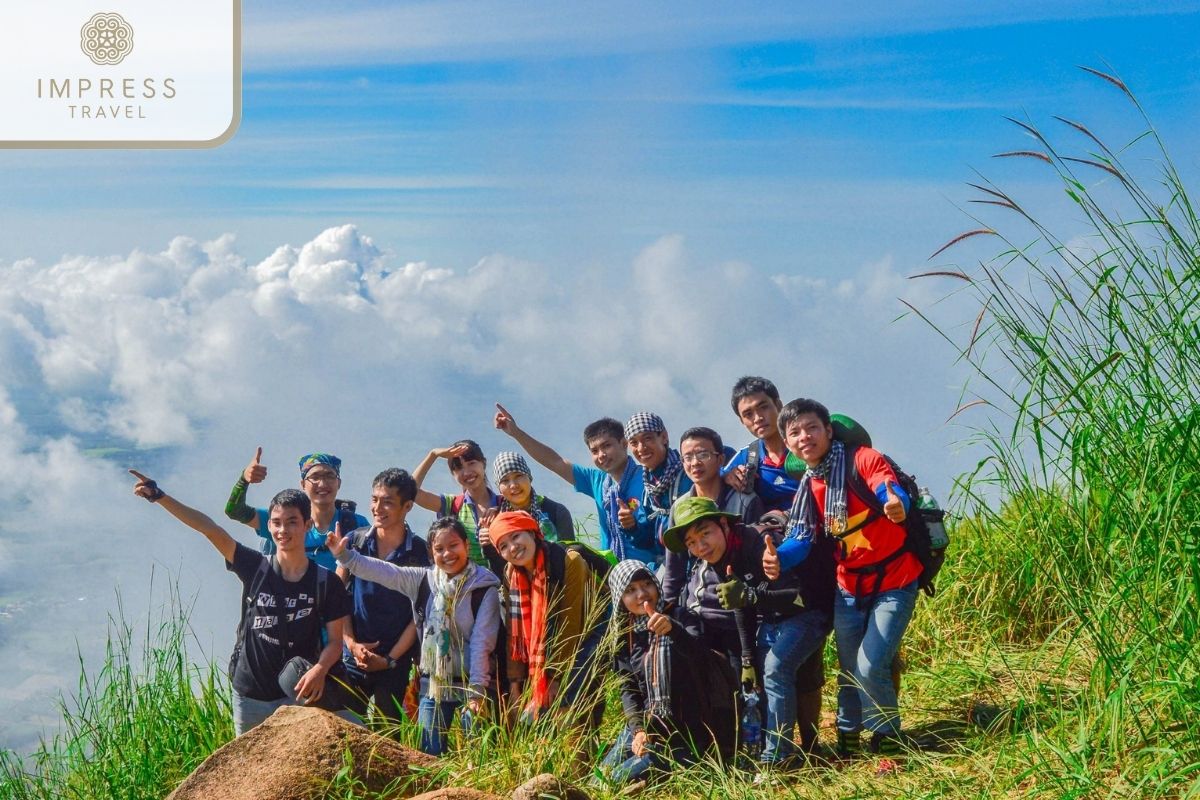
[225, 450, 370, 571]
[669, 427, 764, 525]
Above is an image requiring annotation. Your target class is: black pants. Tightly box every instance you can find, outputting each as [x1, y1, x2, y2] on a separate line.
[341, 656, 415, 722]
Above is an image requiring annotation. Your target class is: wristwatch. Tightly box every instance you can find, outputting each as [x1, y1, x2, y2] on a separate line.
[384, 655, 398, 670]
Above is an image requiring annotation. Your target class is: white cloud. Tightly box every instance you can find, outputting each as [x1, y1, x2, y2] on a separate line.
[0, 225, 972, 750]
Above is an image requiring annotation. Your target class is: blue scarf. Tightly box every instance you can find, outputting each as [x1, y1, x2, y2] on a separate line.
[601, 458, 640, 560]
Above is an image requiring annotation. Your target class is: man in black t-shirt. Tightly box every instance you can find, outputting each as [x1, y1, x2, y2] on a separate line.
[130, 469, 351, 735]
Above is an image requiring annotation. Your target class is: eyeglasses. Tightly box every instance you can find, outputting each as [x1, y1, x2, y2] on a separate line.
[681, 451, 718, 464]
[304, 472, 338, 485]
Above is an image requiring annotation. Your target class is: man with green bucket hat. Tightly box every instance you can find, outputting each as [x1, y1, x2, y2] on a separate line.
[665, 495, 835, 771]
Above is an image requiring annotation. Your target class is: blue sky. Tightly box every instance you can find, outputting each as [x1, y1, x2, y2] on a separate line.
[4, 2, 1198, 270]
[1, 1, 1198, 751]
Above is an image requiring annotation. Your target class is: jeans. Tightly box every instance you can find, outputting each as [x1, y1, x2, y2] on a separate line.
[757, 610, 833, 763]
[231, 691, 290, 735]
[599, 726, 689, 785]
[416, 695, 465, 756]
[833, 581, 918, 736]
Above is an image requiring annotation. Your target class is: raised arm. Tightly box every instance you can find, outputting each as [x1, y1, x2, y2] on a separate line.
[326, 527, 427, 596]
[130, 469, 238, 562]
[223, 447, 267, 530]
[494, 403, 574, 484]
[412, 446, 455, 513]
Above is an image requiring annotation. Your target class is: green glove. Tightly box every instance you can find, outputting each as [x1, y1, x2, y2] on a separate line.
[740, 665, 757, 689]
[716, 570, 752, 610]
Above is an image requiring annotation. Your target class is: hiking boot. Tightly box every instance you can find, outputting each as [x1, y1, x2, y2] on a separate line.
[835, 730, 862, 760]
[870, 732, 907, 756]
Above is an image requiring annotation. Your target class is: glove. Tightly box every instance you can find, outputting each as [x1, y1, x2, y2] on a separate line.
[740, 665, 757, 690]
[716, 572, 753, 610]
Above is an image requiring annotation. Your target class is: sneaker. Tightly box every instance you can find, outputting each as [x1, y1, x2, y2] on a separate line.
[835, 730, 862, 760]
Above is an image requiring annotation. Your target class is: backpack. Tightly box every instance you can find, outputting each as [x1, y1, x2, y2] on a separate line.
[412, 574, 506, 698]
[228, 557, 329, 679]
[548, 539, 616, 583]
[839, 447, 948, 600]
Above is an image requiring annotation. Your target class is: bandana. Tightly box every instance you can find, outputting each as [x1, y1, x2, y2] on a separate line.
[492, 451, 532, 485]
[623, 411, 666, 441]
[507, 545, 550, 715]
[600, 457, 640, 561]
[608, 560, 672, 723]
[421, 562, 478, 701]
[298, 452, 341, 479]
[785, 438, 848, 541]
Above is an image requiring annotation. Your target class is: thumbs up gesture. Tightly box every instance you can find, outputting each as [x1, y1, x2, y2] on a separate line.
[243, 447, 267, 484]
[716, 564, 752, 610]
[493, 403, 519, 436]
[762, 533, 781, 580]
[883, 480, 907, 523]
[643, 600, 673, 635]
[325, 520, 351, 561]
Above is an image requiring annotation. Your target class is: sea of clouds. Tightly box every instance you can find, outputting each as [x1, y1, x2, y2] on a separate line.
[0, 224, 967, 750]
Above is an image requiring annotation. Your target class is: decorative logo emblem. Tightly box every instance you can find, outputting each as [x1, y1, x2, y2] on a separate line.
[80, 13, 134, 66]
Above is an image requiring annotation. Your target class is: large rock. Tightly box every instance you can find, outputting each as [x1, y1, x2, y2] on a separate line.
[510, 773, 590, 800]
[168, 705, 437, 800]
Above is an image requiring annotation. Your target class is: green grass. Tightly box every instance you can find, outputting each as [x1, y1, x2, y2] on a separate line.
[4, 68, 1199, 798]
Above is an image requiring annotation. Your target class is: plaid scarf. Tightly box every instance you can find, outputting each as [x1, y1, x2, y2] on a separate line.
[421, 562, 476, 701]
[609, 560, 672, 723]
[643, 449, 684, 524]
[601, 458, 640, 560]
[507, 547, 550, 712]
[785, 439, 848, 540]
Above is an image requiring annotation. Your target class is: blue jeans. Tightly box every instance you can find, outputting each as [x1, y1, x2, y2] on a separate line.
[833, 581, 918, 736]
[231, 691, 290, 735]
[600, 726, 689, 785]
[416, 695, 464, 756]
[757, 610, 833, 763]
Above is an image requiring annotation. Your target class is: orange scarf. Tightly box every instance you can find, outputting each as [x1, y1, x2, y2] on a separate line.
[507, 547, 551, 713]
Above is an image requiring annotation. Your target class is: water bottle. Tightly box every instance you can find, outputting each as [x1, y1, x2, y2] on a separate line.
[918, 487, 949, 550]
[460, 708, 475, 737]
[740, 691, 763, 759]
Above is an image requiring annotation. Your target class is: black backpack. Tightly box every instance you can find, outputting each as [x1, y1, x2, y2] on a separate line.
[838, 448, 948, 600]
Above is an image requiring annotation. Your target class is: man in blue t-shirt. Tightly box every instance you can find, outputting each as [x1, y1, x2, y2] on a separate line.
[224, 449, 370, 571]
[493, 404, 661, 566]
[722, 376, 798, 512]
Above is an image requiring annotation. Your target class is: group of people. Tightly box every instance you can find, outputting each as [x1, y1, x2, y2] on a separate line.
[128, 375, 927, 782]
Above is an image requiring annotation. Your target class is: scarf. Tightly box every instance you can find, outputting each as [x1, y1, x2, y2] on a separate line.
[643, 449, 684, 528]
[421, 562, 476, 701]
[786, 438, 848, 541]
[601, 458, 641, 560]
[609, 559, 672, 724]
[500, 492, 556, 540]
[507, 547, 550, 713]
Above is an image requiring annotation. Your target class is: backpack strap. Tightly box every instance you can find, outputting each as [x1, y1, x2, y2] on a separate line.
[837, 447, 914, 606]
[413, 573, 432, 634]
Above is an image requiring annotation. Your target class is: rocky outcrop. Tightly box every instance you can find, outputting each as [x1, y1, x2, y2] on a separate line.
[167, 706, 437, 800]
